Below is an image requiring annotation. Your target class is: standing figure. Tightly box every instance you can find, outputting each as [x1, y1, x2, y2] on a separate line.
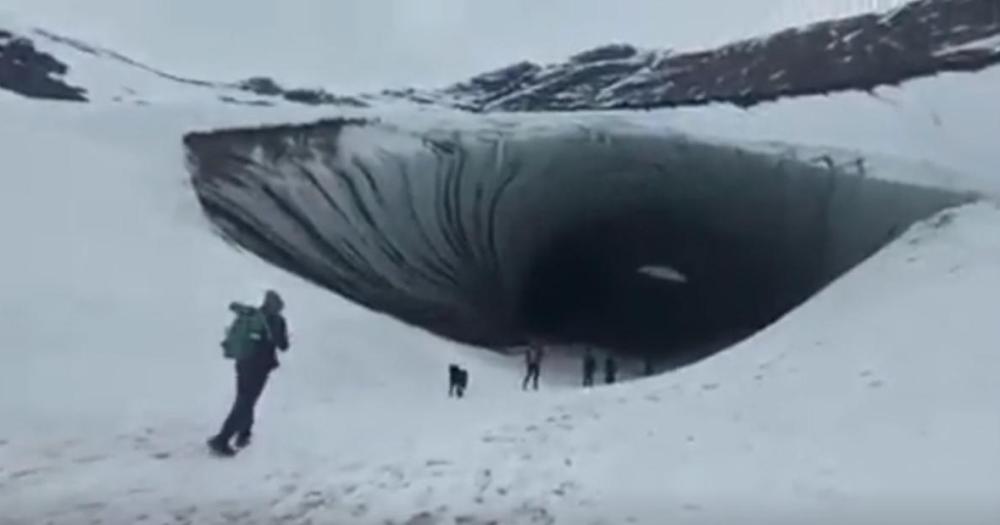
[604, 356, 618, 385]
[449, 364, 469, 398]
[522, 340, 544, 391]
[583, 349, 597, 387]
[208, 290, 290, 457]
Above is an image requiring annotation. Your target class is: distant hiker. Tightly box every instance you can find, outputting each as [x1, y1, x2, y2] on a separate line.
[448, 364, 468, 398]
[522, 340, 545, 391]
[457, 367, 468, 397]
[604, 356, 618, 385]
[582, 349, 597, 387]
[208, 290, 289, 457]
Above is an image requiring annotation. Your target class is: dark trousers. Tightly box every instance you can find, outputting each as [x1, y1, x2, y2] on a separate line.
[215, 362, 271, 442]
[583, 373, 594, 387]
[522, 363, 540, 390]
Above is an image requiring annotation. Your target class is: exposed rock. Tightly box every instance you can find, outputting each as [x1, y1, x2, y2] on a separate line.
[237, 76, 285, 96]
[0, 35, 86, 101]
[440, 0, 1000, 111]
[282, 88, 367, 107]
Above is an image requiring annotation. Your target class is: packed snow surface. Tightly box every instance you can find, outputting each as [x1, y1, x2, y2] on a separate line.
[2, 1, 1000, 523]
[2, 97, 1000, 524]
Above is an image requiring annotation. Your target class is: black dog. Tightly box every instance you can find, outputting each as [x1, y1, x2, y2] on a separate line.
[448, 364, 468, 398]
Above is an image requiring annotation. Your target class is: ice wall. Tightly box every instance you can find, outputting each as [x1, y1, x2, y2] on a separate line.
[185, 116, 973, 361]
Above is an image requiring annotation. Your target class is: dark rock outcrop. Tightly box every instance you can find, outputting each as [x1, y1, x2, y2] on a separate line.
[0, 33, 86, 101]
[440, 0, 1000, 111]
[236, 76, 368, 107]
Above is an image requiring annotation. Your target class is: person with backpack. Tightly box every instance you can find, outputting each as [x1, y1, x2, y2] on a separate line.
[207, 290, 289, 457]
[522, 339, 544, 391]
[582, 349, 597, 387]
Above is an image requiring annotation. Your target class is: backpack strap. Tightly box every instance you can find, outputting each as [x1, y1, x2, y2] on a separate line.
[257, 309, 274, 343]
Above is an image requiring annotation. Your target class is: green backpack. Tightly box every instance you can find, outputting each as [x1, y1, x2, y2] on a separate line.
[221, 305, 271, 360]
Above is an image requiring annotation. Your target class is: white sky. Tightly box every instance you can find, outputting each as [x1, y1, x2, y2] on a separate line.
[2, 0, 909, 92]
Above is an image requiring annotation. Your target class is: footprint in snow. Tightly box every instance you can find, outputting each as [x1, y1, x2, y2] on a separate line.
[455, 515, 498, 525]
[337, 461, 366, 473]
[552, 481, 577, 497]
[74, 501, 107, 512]
[171, 505, 198, 522]
[868, 379, 886, 389]
[350, 503, 369, 517]
[295, 490, 330, 513]
[73, 454, 108, 464]
[219, 510, 251, 522]
[701, 383, 720, 391]
[10, 467, 44, 480]
[403, 510, 439, 525]
[481, 435, 517, 444]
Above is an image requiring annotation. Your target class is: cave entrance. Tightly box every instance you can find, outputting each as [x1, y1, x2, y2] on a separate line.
[516, 207, 826, 371]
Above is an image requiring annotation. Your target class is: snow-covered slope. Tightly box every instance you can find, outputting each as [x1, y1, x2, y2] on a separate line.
[2, 100, 999, 524]
[440, 0, 1000, 112]
[0, 12, 371, 107]
[6, 0, 1000, 114]
[0, 0, 922, 91]
[3, 0, 998, 188]
[2, 0, 1000, 523]
[0, 100, 562, 521]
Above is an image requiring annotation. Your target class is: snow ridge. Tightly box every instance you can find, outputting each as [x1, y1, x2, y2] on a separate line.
[440, 0, 1000, 111]
[2, 0, 998, 113]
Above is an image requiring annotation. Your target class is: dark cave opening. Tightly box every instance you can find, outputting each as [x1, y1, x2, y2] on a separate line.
[186, 120, 973, 373]
[516, 208, 829, 369]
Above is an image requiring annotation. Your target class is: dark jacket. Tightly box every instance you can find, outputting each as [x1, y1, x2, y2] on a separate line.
[230, 303, 289, 370]
[525, 347, 544, 366]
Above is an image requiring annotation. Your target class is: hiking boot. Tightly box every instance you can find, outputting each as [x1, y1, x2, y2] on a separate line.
[207, 436, 236, 457]
[234, 432, 252, 449]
